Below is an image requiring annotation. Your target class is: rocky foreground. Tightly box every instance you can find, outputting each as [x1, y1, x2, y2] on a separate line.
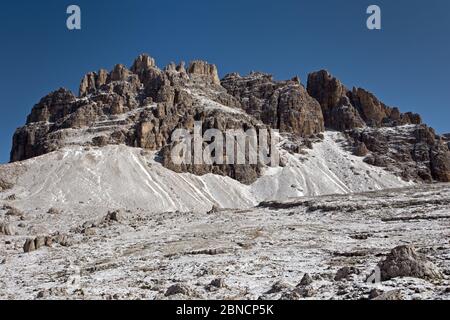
[0, 183, 449, 300]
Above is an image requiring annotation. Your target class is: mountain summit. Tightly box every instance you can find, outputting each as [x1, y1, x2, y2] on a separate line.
[10, 54, 450, 185]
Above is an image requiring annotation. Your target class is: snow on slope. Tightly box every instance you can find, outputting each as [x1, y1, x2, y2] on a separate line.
[1, 132, 413, 213]
[252, 131, 414, 200]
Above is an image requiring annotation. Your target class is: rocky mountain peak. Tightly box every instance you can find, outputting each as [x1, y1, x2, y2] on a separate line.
[307, 70, 364, 131]
[110, 64, 132, 82]
[307, 70, 422, 130]
[79, 69, 109, 97]
[26, 88, 76, 124]
[221, 71, 324, 137]
[9, 54, 450, 183]
[187, 60, 221, 85]
[131, 53, 156, 74]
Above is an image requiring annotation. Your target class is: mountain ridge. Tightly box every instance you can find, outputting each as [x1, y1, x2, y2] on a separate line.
[9, 54, 450, 183]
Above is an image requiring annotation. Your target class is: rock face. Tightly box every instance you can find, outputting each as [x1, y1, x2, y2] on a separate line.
[377, 245, 442, 281]
[188, 60, 221, 85]
[9, 56, 450, 184]
[348, 125, 450, 182]
[307, 70, 422, 130]
[349, 88, 422, 127]
[307, 70, 365, 131]
[221, 72, 324, 137]
[10, 54, 278, 184]
[307, 70, 449, 182]
[443, 134, 450, 149]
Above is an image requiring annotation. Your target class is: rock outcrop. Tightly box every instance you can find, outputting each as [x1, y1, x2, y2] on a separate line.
[23, 236, 54, 253]
[306, 70, 365, 131]
[9, 55, 450, 184]
[221, 72, 324, 137]
[348, 125, 450, 182]
[377, 245, 442, 281]
[349, 88, 421, 127]
[443, 133, 450, 149]
[188, 60, 221, 85]
[307, 70, 421, 130]
[10, 54, 279, 184]
[0, 223, 15, 236]
[307, 70, 449, 182]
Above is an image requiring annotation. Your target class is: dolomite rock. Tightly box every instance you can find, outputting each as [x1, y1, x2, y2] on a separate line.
[23, 236, 54, 253]
[221, 72, 324, 137]
[349, 88, 422, 127]
[334, 266, 360, 281]
[377, 245, 442, 281]
[353, 141, 369, 157]
[9, 55, 449, 184]
[209, 278, 226, 288]
[298, 273, 314, 286]
[307, 70, 365, 130]
[293, 286, 316, 298]
[110, 64, 131, 82]
[23, 239, 36, 253]
[79, 69, 109, 96]
[104, 210, 122, 223]
[34, 236, 46, 250]
[0, 179, 13, 191]
[47, 207, 62, 215]
[0, 223, 15, 236]
[79, 72, 96, 97]
[5, 207, 23, 217]
[430, 144, 450, 182]
[372, 290, 404, 300]
[26, 88, 77, 124]
[266, 280, 292, 294]
[307, 70, 422, 130]
[165, 283, 196, 297]
[349, 124, 450, 182]
[188, 60, 220, 85]
[131, 53, 156, 74]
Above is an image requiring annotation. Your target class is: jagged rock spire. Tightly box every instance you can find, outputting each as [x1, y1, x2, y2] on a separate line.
[79, 69, 108, 97]
[307, 70, 421, 130]
[187, 60, 220, 85]
[131, 54, 156, 74]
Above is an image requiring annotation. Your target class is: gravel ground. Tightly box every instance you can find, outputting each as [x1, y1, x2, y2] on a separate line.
[1, 183, 449, 300]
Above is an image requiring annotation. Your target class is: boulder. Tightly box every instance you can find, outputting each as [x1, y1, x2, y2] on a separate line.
[353, 141, 369, 157]
[23, 239, 36, 253]
[372, 290, 404, 300]
[165, 283, 195, 297]
[34, 236, 46, 249]
[104, 210, 122, 222]
[298, 273, 313, 286]
[377, 245, 442, 281]
[266, 280, 291, 294]
[0, 223, 15, 236]
[209, 278, 226, 288]
[334, 266, 360, 281]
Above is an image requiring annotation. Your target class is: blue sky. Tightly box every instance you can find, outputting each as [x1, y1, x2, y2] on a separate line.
[0, 0, 449, 163]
